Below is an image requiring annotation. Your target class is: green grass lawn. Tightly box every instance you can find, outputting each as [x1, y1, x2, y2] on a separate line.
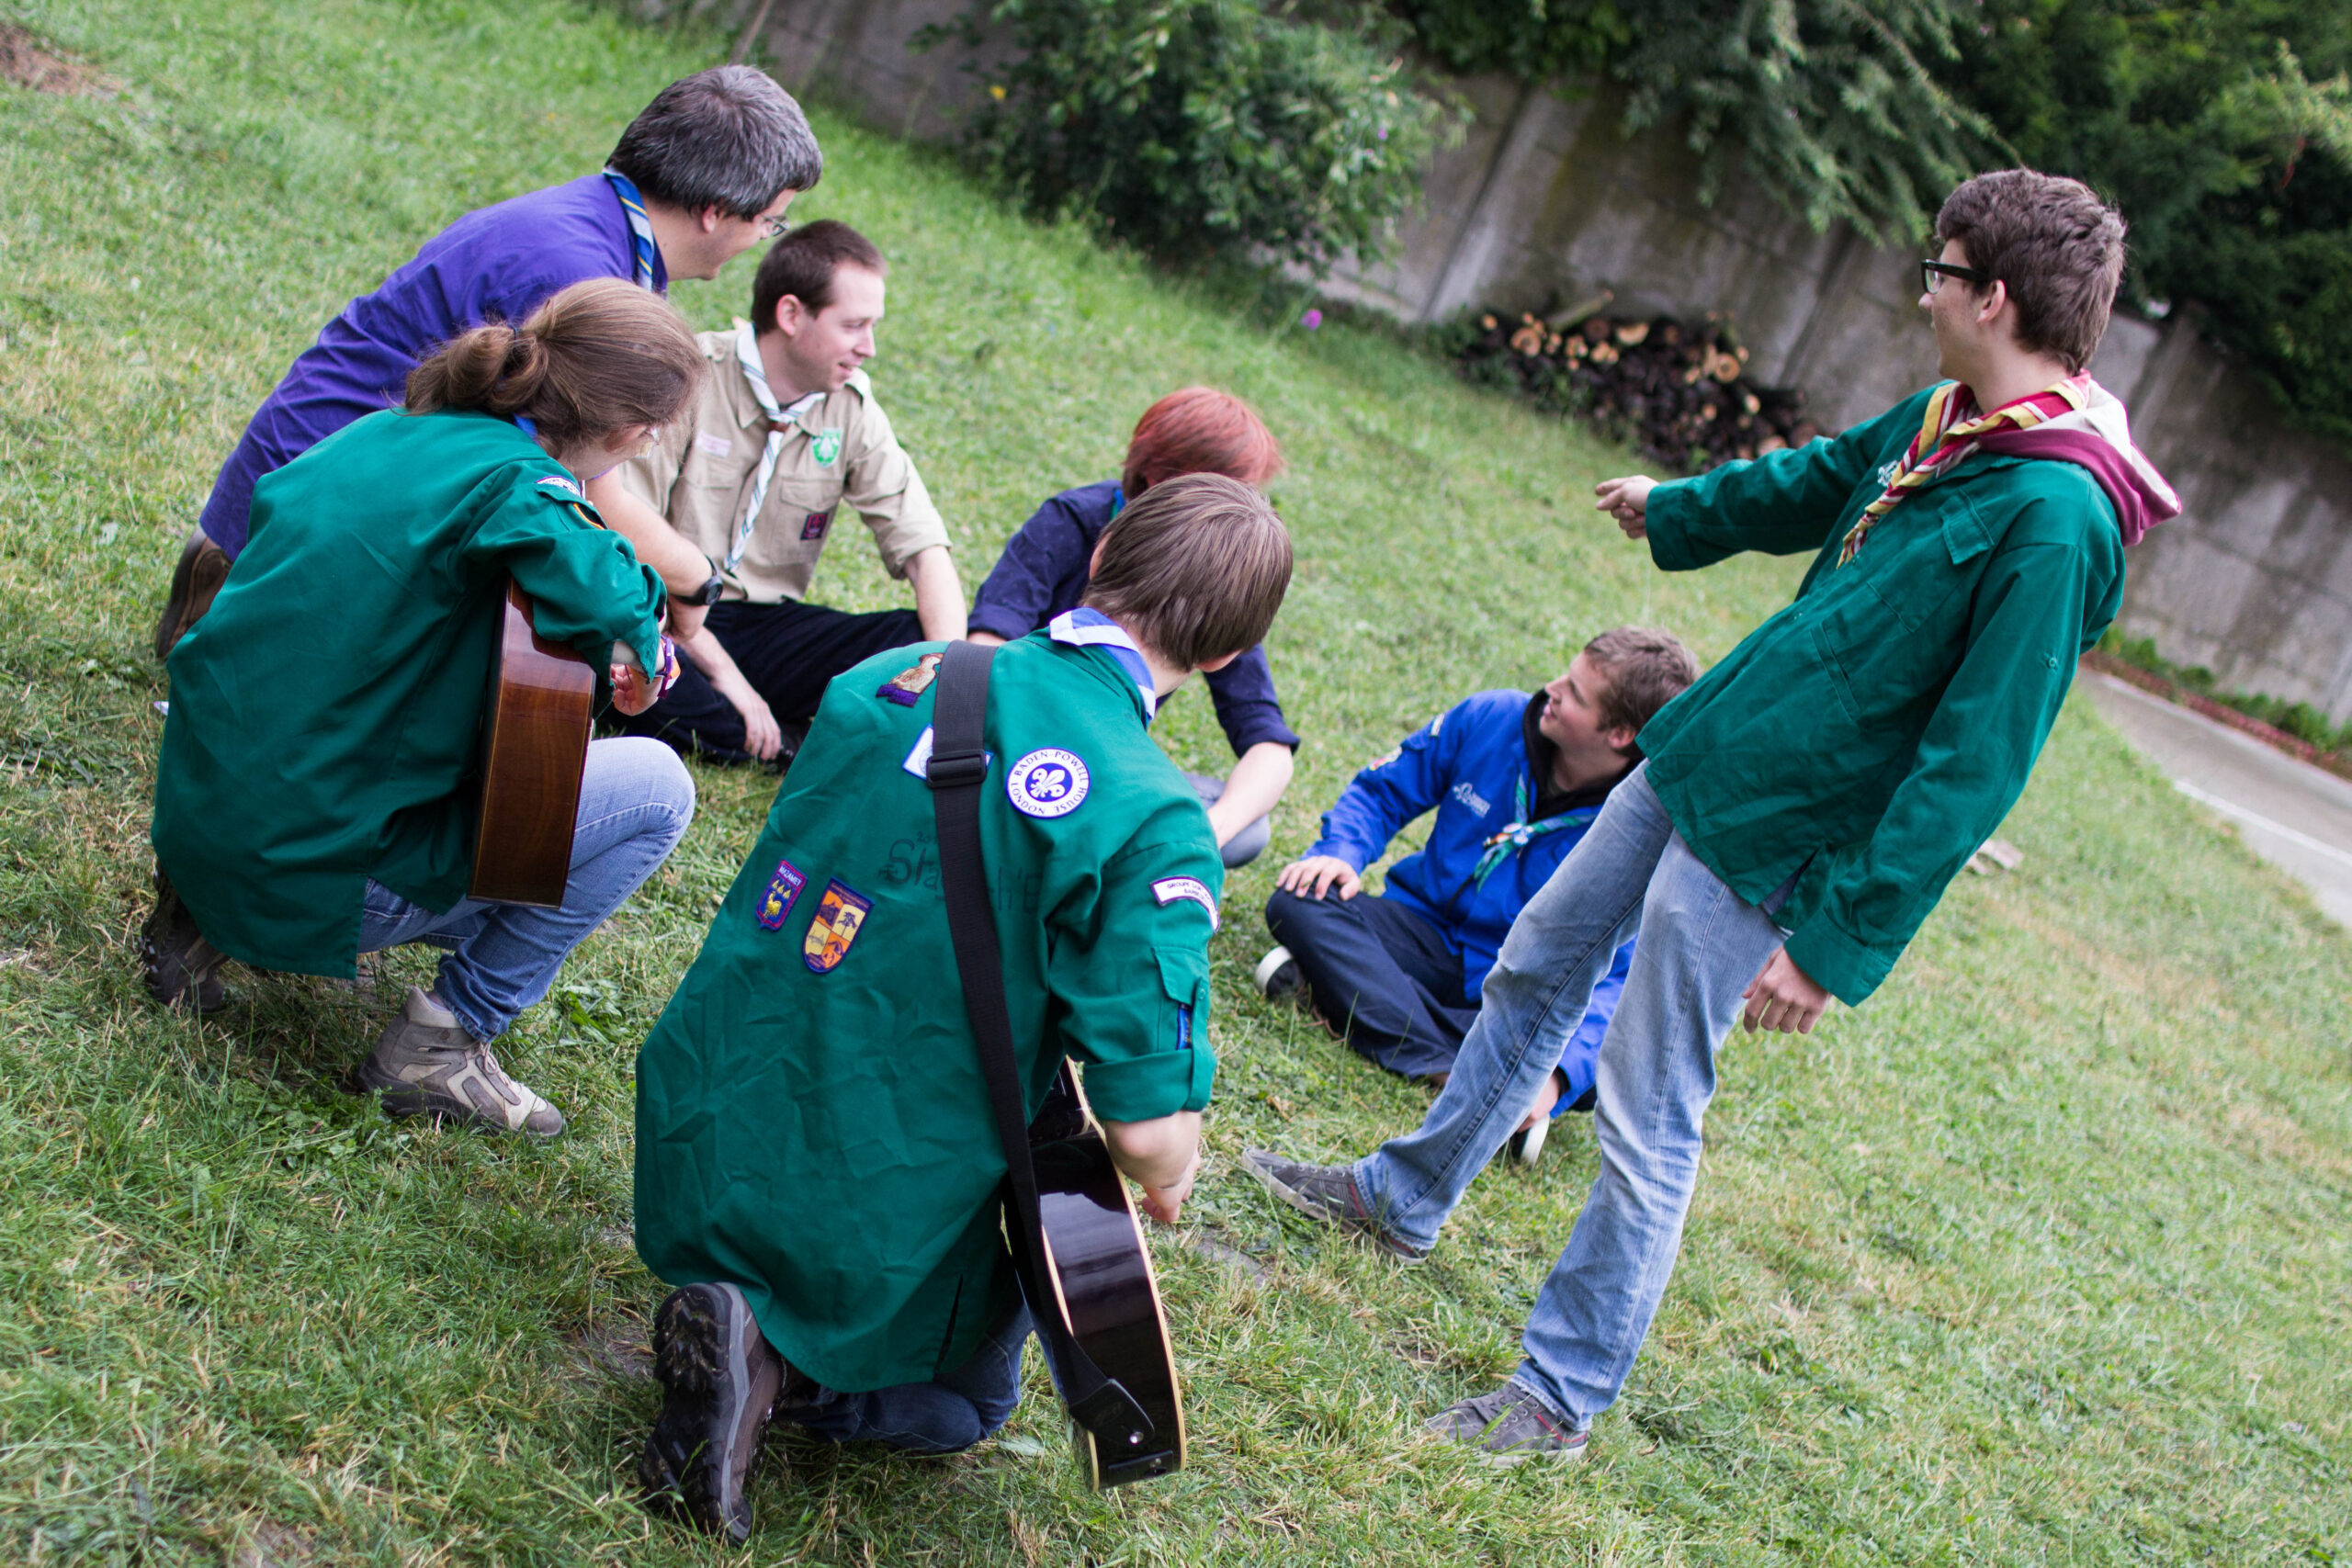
[4, 1, 2350, 1562]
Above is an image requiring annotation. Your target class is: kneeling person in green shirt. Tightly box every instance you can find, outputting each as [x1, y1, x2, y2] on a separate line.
[632, 473, 1292, 1540]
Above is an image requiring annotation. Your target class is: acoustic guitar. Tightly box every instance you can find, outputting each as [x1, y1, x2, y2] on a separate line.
[469, 579, 594, 907]
[1027, 1064, 1187, 1488]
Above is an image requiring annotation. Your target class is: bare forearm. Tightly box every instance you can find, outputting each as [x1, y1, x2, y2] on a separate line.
[907, 545, 967, 641]
[584, 473, 713, 593]
[1207, 742, 1294, 845]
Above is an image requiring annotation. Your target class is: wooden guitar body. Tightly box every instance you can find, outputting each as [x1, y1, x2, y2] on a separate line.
[469, 580, 594, 907]
[1029, 1066, 1187, 1488]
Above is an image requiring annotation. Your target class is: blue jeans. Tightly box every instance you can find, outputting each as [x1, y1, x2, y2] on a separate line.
[1351, 764, 1792, 1428]
[357, 738, 695, 1042]
[788, 1301, 1034, 1454]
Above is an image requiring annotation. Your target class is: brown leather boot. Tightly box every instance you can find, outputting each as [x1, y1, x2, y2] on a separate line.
[153, 527, 230, 660]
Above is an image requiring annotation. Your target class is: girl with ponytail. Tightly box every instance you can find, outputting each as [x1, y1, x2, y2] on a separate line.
[147, 279, 709, 1138]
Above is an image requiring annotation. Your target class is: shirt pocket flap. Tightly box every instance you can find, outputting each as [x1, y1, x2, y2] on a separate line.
[1942, 499, 1996, 565]
[1155, 944, 1209, 1048]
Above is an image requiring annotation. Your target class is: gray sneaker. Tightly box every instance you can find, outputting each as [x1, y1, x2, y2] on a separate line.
[141, 869, 229, 1013]
[640, 1282, 786, 1543]
[1425, 1382, 1590, 1465]
[356, 987, 564, 1136]
[1242, 1149, 1430, 1263]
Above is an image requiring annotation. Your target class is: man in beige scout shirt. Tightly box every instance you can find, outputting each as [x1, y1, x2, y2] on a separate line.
[601, 220, 965, 762]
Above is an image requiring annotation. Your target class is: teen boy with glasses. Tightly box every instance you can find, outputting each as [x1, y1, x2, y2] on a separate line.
[1247, 169, 2180, 1464]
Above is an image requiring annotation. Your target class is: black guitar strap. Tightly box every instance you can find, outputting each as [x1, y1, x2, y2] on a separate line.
[924, 639, 1155, 1453]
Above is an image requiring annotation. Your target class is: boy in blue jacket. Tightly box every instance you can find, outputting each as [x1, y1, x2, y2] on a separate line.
[1258, 627, 1697, 1155]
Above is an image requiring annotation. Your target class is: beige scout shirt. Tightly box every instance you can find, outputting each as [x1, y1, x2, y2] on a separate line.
[616, 325, 950, 604]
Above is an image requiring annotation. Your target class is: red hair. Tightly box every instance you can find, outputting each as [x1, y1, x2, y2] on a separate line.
[1121, 388, 1284, 498]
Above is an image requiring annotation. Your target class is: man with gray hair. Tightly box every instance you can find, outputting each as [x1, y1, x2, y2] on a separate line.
[155, 65, 824, 657]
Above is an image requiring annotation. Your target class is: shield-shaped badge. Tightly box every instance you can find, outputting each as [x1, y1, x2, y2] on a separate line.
[802, 878, 872, 973]
[811, 427, 843, 466]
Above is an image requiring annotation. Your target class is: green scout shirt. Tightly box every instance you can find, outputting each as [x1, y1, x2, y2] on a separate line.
[152, 408, 667, 977]
[1638, 384, 2125, 1006]
[634, 632, 1221, 1393]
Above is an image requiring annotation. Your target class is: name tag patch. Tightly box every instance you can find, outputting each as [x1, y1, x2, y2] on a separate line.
[695, 431, 734, 458]
[1007, 749, 1089, 818]
[756, 857, 808, 931]
[1151, 875, 1219, 929]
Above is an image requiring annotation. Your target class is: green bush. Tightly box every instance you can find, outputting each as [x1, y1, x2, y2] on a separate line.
[953, 0, 1444, 272]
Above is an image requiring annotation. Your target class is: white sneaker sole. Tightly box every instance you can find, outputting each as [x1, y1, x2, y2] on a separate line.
[1253, 945, 1295, 998]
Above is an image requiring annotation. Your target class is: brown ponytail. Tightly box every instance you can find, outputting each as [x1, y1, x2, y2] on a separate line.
[405, 277, 704, 453]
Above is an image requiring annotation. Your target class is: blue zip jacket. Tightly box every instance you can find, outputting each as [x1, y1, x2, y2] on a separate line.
[1306, 689, 1634, 1111]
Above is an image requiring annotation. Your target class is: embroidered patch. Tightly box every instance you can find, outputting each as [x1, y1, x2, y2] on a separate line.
[810, 428, 843, 466]
[1429, 710, 1446, 736]
[1007, 749, 1089, 818]
[878, 652, 944, 706]
[756, 858, 808, 931]
[801, 509, 833, 541]
[902, 725, 934, 778]
[1451, 781, 1492, 818]
[802, 879, 872, 972]
[1369, 746, 1402, 769]
[1151, 875, 1219, 930]
[535, 474, 582, 498]
[695, 431, 734, 458]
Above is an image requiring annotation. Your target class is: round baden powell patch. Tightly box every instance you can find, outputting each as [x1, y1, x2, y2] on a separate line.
[1007, 748, 1089, 818]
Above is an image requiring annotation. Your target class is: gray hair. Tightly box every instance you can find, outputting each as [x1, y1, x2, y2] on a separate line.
[607, 65, 822, 219]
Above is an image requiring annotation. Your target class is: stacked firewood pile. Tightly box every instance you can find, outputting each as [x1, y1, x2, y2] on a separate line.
[1457, 307, 1822, 471]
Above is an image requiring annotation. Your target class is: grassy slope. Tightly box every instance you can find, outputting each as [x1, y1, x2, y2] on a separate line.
[1, 1, 2347, 1562]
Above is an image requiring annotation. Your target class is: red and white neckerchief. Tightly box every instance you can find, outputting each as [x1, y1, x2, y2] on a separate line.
[1837, 376, 2089, 567]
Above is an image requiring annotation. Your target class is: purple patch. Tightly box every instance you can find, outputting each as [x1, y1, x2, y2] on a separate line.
[755, 858, 808, 931]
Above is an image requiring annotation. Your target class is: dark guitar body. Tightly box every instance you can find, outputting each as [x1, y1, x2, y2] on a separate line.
[469, 580, 595, 908]
[1028, 1066, 1187, 1488]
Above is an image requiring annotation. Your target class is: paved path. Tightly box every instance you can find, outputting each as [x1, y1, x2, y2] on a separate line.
[2080, 672, 2352, 929]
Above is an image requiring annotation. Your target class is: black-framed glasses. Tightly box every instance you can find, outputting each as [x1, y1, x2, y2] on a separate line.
[1921, 258, 1994, 294]
[759, 214, 792, 239]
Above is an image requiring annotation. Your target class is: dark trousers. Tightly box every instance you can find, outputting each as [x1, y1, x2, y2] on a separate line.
[1264, 887, 1479, 1079]
[787, 1300, 1033, 1454]
[621, 599, 923, 763]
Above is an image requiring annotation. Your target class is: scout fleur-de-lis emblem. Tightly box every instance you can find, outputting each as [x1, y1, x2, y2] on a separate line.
[1007, 748, 1090, 818]
[802, 878, 872, 973]
[811, 427, 843, 466]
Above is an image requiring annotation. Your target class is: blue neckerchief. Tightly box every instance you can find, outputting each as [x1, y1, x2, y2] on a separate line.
[1049, 608, 1157, 722]
[601, 167, 660, 290]
[1109, 485, 1125, 520]
[1471, 771, 1599, 886]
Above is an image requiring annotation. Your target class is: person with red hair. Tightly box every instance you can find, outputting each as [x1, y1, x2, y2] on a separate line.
[968, 388, 1296, 865]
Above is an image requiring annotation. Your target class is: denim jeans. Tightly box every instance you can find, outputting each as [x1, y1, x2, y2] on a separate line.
[358, 737, 695, 1042]
[787, 1301, 1034, 1454]
[1351, 763, 1791, 1428]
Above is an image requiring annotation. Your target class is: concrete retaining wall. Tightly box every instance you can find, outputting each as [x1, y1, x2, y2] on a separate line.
[674, 0, 2352, 723]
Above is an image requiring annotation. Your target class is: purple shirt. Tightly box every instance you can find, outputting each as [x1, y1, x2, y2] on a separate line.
[198, 174, 663, 556]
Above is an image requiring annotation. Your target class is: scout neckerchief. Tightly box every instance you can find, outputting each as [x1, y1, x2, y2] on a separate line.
[726, 321, 825, 572]
[1836, 375, 2090, 567]
[600, 167, 660, 290]
[1471, 771, 1597, 886]
[1048, 608, 1157, 721]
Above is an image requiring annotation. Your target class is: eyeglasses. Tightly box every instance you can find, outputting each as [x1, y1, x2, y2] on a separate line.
[757, 214, 791, 240]
[1921, 259, 1994, 294]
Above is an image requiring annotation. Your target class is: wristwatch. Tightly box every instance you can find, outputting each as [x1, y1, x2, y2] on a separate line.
[684, 559, 727, 607]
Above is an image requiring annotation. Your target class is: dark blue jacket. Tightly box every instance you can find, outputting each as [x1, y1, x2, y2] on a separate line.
[1307, 689, 1634, 1110]
[969, 480, 1300, 755]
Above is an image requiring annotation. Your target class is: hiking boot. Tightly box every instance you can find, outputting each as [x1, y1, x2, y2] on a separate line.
[356, 987, 564, 1136]
[1242, 1149, 1429, 1263]
[153, 527, 230, 660]
[1253, 945, 1304, 1002]
[141, 869, 229, 1013]
[641, 1282, 786, 1542]
[1425, 1382, 1589, 1466]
